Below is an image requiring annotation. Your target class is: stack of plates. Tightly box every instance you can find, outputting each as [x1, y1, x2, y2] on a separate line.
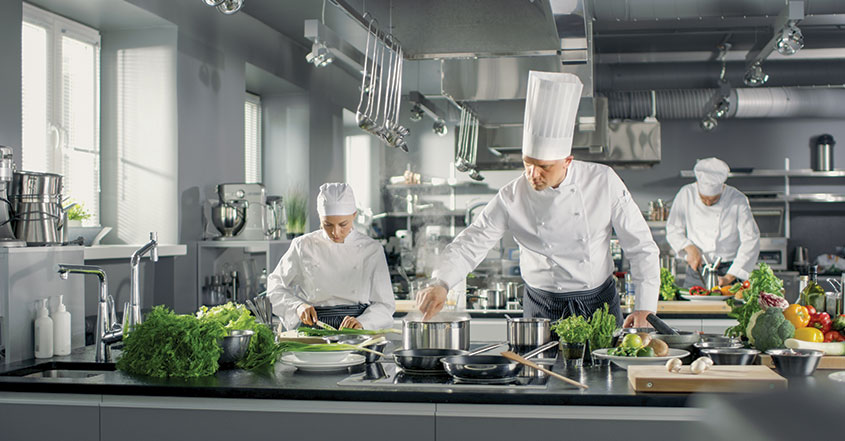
[281, 352, 365, 372]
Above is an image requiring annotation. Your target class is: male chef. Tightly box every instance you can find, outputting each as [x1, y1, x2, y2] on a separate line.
[416, 71, 660, 327]
[666, 157, 760, 288]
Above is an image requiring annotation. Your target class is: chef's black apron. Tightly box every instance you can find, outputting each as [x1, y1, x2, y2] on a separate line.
[523, 277, 623, 326]
[682, 261, 733, 289]
[313, 303, 369, 329]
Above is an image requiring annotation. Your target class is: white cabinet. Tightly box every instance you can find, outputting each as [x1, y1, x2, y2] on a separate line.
[195, 240, 291, 307]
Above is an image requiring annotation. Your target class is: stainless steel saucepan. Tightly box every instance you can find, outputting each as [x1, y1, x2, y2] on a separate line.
[439, 340, 559, 382]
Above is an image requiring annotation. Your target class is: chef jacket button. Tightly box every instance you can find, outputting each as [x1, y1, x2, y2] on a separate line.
[545, 243, 552, 249]
[580, 259, 586, 264]
[570, 188, 575, 193]
[315, 288, 321, 292]
[540, 221, 545, 226]
[574, 212, 580, 216]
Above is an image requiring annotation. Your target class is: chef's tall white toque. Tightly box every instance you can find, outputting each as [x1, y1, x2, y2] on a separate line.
[521, 71, 583, 161]
[317, 183, 357, 216]
[694, 157, 730, 196]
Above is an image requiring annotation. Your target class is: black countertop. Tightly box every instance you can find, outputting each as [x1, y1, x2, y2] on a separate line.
[1, 343, 839, 407]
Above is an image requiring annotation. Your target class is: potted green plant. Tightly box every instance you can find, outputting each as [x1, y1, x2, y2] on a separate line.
[588, 303, 618, 366]
[65, 202, 91, 227]
[552, 314, 591, 367]
[284, 189, 307, 238]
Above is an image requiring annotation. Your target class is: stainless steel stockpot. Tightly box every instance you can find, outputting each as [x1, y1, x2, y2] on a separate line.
[402, 315, 470, 350]
[506, 317, 551, 350]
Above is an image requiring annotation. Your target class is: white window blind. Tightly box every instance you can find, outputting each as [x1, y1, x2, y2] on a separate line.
[21, 3, 101, 226]
[244, 92, 262, 183]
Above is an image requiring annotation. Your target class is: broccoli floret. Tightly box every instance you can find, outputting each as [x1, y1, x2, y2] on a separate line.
[746, 308, 795, 353]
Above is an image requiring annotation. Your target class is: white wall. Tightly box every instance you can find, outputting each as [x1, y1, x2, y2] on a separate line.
[0, 0, 22, 163]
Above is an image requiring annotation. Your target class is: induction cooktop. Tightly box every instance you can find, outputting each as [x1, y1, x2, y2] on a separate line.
[337, 360, 554, 390]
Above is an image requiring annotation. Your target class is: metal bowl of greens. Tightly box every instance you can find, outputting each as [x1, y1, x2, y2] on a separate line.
[218, 329, 254, 365]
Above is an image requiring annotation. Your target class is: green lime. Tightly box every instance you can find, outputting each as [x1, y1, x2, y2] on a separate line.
[621, 333, 643, 349]
[636, 346, 655, 357]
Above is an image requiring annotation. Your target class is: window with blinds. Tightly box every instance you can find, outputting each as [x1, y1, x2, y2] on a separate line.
[244, 92, 262, 183]
[21, 4, 101, 226]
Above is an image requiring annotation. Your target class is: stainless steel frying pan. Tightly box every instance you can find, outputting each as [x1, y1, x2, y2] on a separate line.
[439, 340, 559, 381]
[392, 342, 505, 373]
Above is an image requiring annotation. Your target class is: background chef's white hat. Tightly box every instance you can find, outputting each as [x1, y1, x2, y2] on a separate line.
[694, 157, 730, 196]
[522, 71, 583, 160]
[317, 183, 357, 216]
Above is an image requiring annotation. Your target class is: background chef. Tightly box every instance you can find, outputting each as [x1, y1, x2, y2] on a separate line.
[267, 183, 395, 331]
[666, 157, 761, 288]
[416, 71, 660, 327]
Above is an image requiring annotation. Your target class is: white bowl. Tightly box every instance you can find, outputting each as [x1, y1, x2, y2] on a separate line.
[290, 351, 354, 364]
[592, 348, 690, 370]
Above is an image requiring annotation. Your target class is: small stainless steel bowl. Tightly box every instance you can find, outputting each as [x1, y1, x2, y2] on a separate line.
[766, 349, 824, 377]
[218, 329, 254, 365]
[699, 334, 742, 345]
[693, 341, 744, 351]
[699, 347, 760, 365]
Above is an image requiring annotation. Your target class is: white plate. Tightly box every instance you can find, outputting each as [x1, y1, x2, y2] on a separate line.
[281, 353, 365, 372]
[592, 348, 690, 370]
[289, 351, 354, 364]
[680, 294, 729, 301]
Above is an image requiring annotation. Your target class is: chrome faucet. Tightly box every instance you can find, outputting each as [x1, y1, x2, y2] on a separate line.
[128, 232, 158, 332]
[57, 264, 122, 362]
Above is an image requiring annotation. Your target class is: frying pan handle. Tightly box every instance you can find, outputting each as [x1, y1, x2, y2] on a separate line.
[521, 340, 559, 359]
[646, 313, 679, 335]
[467, 341, 508, 356]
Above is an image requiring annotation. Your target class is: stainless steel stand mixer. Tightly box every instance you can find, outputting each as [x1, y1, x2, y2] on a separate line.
[211, 183, 268, 241]
[0, 147, 25, 247]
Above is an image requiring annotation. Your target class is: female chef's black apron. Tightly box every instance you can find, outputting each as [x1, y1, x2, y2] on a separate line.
[682, 261, 733, 289]
[523, 277, 623, 326]
[313, 304, 369, 329]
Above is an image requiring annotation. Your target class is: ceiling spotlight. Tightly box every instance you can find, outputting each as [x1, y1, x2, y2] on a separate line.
[713, 98, 730, 119]
[468, 168, 485, 182]
[699, 116, 718, 132]
[432, 119, 448, 136]
[216, 0, 243, 15]
[743, 62, 769, 87]
[776, 23, 804, 56]
[305, 41, 334, 68]
[409, 104, 424, 122]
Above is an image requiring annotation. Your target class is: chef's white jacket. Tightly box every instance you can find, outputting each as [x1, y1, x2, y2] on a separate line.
[267, 229, 395, 331]
[666, 183, 760, 280]
[432, 161, 661, 312]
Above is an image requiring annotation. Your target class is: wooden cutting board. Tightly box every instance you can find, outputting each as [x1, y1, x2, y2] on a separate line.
[628, 365, 787, 393]
[760, 354, 845, 370]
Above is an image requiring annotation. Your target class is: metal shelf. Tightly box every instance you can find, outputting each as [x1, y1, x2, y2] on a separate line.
[375, 211, 466, 218]
[680, 169, 845, 178]
[384, 182, 493, 192]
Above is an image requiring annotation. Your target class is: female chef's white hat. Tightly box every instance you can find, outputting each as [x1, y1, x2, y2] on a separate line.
[694, 157, 730, 196]
[522, 71, 583, 161]
[317, 183, 357, 216]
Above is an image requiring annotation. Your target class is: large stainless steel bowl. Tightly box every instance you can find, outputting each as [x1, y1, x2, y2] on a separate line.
[211, 203, 246, 237]
[650, 331, 701, 351]
[218, 329, 254, 365]
[700, 347, 760, 365]
[766, 349, 824, 377]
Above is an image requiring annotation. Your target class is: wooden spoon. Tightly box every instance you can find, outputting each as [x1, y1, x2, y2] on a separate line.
[500, 351, 589, 389]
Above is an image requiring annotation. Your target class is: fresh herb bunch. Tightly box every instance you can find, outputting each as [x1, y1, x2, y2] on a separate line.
[116, 306, 227, 378]
[659, 267, 679, 301]
[552, 314, 591, 344]
[65, 202, 91, 221]
[725, 263, 785, 338]
[296, 327, 401, 336]
[588, 303, 617, 350]
[285, 189, 307, 235]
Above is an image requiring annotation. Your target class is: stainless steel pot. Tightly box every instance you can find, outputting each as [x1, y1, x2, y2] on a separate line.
[402, 314, 470, 350]
[505, 281, 523, 301]
[470, 288, 506, 310]
[9, 171, 65, 245]
[506, 317, 551, 348]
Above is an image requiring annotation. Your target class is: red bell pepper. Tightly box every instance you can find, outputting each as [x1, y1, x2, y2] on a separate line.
[809, 311, 832, 333]
[689, 286, 707, 296]
[806, 305, 817, 316]
[824, 330, 845, 343]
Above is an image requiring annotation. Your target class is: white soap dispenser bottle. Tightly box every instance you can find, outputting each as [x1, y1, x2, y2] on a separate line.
[53, 295, 71, 356]
[34, 298, 54, 358]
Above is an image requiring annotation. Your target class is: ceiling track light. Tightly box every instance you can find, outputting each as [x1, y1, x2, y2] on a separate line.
[201, 0, 243, 15]
[742, 0, 803, 87]
[743, 62, 769, 87]
[776, 23, 804, 56]
[432, 119, 448, 136]
[409, 104, 424, 122]
[306, 41, 334, 68]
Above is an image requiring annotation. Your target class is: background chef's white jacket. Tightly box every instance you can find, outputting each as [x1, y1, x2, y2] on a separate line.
[666, 183, 760, 280]
[432, 161, 661, 312]
[267, 229, 395, 331]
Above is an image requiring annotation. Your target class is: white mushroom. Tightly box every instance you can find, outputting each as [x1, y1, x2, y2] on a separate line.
[690, 357, 710, 374]
[665, 358, 682, 373]
[699, 356, 714, 367]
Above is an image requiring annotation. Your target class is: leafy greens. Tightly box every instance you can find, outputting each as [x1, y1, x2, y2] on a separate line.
[588, 303, 617, 350]
[725, 263, 784, 339]
[659, 267, 679, 301]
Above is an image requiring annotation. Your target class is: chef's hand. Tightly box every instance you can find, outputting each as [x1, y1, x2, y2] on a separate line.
[684, 245, 702, 271]
[297, 304, 318, 326]
[623, 310, 652, 328]
[718, 274, 736, 287]
[340, 316, 363, 330]
[416, 285, 448, 320]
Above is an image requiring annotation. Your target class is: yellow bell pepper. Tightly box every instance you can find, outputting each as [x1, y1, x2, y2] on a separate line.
[793, 326, 824, 343]
[783, 304, 811, 328]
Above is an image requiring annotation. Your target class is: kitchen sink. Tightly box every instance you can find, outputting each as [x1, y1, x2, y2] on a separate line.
[0, 362, 116, 379]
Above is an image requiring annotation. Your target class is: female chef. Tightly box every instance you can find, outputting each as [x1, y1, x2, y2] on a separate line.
[268, 183, 395, 330]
